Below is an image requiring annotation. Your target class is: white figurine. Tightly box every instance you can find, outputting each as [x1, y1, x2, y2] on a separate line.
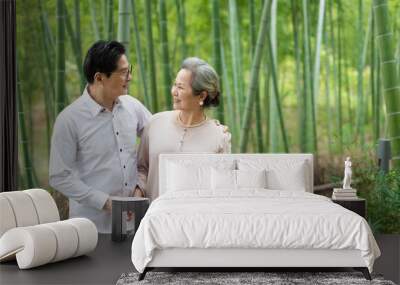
[343, 157, 352, 189]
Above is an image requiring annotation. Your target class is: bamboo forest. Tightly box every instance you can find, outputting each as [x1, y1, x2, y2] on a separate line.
[17, 0, 400, 233]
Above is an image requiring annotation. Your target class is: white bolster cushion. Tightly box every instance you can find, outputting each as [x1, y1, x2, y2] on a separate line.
[0, 191, 39, 228]
[0, 196, 17, 237]
[64, 218, 98, 257]
[0, 189, 60, 238]
[0, 218, 98, 269]
[0, 226, 57, 269]
[24, 189, 60, 223]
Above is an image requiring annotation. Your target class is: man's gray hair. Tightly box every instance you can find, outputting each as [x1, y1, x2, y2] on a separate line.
[180, 57, 220, 107]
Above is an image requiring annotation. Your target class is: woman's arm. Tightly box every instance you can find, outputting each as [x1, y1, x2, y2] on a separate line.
[136, 125, 150, 196]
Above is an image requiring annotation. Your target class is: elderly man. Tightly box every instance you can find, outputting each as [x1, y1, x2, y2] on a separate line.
[49, 41, 151, 233]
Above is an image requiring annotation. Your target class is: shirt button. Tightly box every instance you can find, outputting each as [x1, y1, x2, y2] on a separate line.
[120, 148, 122, 152]
[123, 165, 126, 169]
[125, 183, 128, 186]
[116, 131, 119, 135]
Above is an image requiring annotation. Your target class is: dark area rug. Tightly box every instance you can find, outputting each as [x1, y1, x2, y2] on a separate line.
[116, 271, 396, 285]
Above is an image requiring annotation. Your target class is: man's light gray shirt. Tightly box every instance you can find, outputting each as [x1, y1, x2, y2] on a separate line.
[49, 88, 151, 233]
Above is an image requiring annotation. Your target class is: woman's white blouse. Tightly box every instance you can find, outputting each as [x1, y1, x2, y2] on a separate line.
[137, 111, 231, 200]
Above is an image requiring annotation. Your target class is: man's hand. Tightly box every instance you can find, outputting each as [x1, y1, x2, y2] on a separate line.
[131, 186, 145, 197]
[103, 198, 112, 213]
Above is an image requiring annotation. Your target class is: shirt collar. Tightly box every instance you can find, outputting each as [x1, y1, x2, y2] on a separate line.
[82, 86, 122, 117]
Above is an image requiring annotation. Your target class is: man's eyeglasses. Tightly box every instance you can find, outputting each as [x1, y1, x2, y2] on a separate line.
[112, 64, 133, 80]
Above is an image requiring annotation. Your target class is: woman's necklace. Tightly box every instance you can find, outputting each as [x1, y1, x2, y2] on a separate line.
[177, 111, 207, 128]
[177, 111, 208, 151]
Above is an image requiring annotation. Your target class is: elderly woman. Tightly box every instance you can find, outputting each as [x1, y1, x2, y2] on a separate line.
[136, 57, 231, 200]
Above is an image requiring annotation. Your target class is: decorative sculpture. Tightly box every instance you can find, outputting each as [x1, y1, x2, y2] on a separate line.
[343, 157, 352, 189]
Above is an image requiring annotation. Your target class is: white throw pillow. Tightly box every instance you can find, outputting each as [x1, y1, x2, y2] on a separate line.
[211, 169, 268, 190]
[236, 169, 267, 189]
[167, 162, 211, 191]
[211, 168, 236, 190]
[238, 159, 308, 191]
[266, 164, 306, 191]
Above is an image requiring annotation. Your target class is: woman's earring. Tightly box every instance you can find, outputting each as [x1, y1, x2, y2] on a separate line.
[199, 101, 204, 106]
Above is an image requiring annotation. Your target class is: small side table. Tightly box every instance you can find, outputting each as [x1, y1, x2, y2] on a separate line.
[332, 198, 366, 218]
[111, 197, 149, 242]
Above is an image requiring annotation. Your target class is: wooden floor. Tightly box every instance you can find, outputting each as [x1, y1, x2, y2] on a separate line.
[0, 234, 398, 285]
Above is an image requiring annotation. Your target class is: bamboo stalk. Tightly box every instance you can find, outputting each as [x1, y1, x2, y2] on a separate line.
[302, 0, 314, 152]
[38, 0, 55, 123]
[144, 0, 158, 112]
[131, 0, 150, 108]
[324, 25, 333, 156]
[312, 0, 325, 154]
[371, 11, 381, 141]
[117, 0, 130, 53]
[159, 0, 172, 109]
[221, 43, 236, 152]
[38, 24, 53, 156]
[373, 0, 400, 169]
[356, 0, 365, 147]
[263, 60, 271, 152]
[337, 0, 345, 149]
[229, 0, 243, 128]
[249, 0, 263, 153]
[328, 0, 342, 153]
[212, 0, 225, 124]
[266, 22, 289, 153]
[239, 0, 288, 152]
[73, 0, 82, 79]
[17, 61, 36, 188]
[106, 0, 114, 40]
[89, 0, 101, 41]
[290, 0, 303, 151]
[268, 0, 279, 152]
[176, 0, 187, 58]
[56, 0, 67, 114]
[63, 1, 85, 90]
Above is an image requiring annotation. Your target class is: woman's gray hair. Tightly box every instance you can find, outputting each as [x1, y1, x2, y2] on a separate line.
[180, 57, 220, 107]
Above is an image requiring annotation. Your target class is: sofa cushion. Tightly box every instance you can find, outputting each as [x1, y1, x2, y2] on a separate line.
[0, 218, 97, 269]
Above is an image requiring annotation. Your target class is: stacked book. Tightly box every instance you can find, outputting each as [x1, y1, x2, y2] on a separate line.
[332, 188, 358, 200]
